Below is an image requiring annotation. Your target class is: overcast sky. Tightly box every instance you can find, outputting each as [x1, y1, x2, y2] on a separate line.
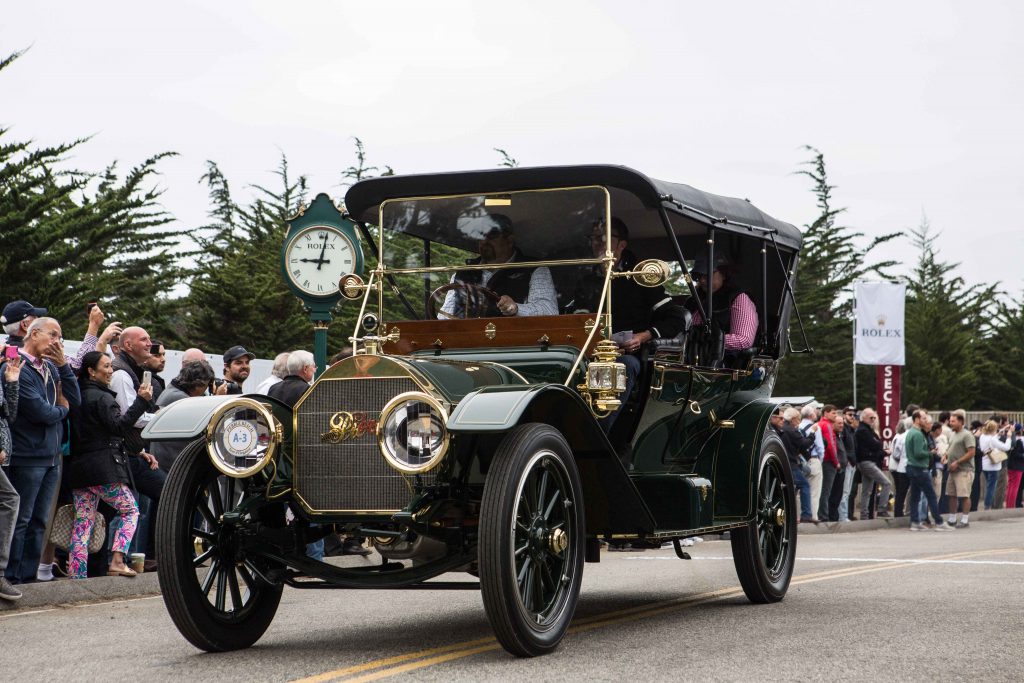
[4, 1, 1022, 295]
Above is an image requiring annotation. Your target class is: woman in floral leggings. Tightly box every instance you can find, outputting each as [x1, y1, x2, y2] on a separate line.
[67, 352, 152, 578]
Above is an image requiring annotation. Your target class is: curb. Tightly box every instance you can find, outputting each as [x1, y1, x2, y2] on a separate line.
[0, 571, 161, 613]
[797, 506, 1024, 534]
[4, 508, 1023, 614]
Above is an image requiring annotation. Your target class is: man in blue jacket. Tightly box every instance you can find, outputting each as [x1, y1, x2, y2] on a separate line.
[2, 317, 80, 583]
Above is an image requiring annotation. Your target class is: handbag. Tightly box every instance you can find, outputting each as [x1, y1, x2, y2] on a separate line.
[48, 503, 107, 554]
[987, 448, 1008, 465]
[798, 454, 812, 476]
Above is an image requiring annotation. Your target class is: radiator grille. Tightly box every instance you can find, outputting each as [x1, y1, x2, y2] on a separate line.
[294, 376, 427, 512]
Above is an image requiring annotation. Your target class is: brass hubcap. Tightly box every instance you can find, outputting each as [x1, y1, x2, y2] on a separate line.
[774, 507, 786, 527]
[548, 528, 568, 555]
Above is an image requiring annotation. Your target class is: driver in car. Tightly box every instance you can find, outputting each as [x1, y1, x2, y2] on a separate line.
[438, 214, 558, 318]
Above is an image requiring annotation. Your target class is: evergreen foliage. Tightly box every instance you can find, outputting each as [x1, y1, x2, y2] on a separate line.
[773, 147, 899, 406]
[903, 219, 997, 409]
[182, 155, 320, 357]
[0, 50, 187, 341]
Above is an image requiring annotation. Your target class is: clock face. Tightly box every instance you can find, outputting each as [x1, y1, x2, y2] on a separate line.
[284, 225, 357, 297]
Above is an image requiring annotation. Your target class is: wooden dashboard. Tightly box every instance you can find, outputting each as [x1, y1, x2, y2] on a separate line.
[381, 313, 605, 354]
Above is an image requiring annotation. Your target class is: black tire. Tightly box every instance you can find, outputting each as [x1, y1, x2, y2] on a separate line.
[156, 439, 284, 652]
[730, 429, 797, 603]
[479, 424, 585, 657]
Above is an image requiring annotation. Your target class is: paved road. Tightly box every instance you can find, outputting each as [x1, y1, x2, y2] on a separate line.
[3, 518, 1022, 681]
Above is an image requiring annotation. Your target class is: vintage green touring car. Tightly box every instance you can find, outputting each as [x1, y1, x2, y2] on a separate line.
[147, 165, 806, 657]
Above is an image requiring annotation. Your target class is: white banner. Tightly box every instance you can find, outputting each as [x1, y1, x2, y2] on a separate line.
[854, 281, 906, 365]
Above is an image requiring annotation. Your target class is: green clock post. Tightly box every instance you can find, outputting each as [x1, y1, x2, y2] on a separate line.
[280, 193, 364, 377]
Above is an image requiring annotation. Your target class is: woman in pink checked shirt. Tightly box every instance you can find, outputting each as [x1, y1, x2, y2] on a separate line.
[686, 255, 758, 352]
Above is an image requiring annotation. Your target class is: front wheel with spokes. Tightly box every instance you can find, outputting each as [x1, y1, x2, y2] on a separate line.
[479, 424, 585, 657]
[731, 428, 797, 602]
[156, 439, 284, 652]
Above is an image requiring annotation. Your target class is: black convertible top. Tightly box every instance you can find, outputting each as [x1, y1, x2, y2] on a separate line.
[344, 164, 802, 250]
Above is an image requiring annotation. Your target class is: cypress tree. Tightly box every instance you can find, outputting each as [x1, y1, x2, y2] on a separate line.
[773, 147, 899, 406]
[903, 218, 997, 409]
[0, 50, 186, 341]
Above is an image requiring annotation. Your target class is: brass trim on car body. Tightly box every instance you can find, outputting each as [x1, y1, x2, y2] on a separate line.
[289, 356, 447, 516]
[376, 390, 451, 474]
[204, 397, 282, 478]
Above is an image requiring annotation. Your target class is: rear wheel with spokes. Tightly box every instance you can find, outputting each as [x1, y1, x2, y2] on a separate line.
[731, 429, 796, 602]
[479, 424, 584, 657]
[156, 440, 283, 652]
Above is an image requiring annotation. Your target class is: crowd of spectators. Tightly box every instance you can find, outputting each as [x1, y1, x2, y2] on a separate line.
[2, 295, 1022, 602]
[770, 402, 1024, 531]
[0, 298, 362, 602]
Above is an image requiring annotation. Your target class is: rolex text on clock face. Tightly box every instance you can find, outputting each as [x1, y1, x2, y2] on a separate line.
[286, 226, 356, 296]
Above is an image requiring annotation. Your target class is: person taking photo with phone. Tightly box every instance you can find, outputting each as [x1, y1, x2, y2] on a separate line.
[109, 326, 164, 569]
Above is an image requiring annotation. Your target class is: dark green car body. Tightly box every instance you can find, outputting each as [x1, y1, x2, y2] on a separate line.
[145, 165, 806, 656]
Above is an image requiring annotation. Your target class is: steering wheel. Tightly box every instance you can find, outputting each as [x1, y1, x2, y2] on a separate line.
[427, 282, 500, 319]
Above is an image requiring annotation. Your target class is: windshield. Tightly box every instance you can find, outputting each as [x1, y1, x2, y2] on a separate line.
[376, 187, 609, 320]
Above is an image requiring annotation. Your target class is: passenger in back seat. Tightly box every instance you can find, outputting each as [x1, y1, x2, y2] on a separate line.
[570, 217, 688, 430]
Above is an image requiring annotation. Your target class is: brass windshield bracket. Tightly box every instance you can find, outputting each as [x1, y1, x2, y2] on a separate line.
[708, 409, 735, 429]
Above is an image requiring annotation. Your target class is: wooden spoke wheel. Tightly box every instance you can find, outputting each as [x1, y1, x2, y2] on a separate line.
[479, 424, 585, 657]
[156, 440, 283, 652]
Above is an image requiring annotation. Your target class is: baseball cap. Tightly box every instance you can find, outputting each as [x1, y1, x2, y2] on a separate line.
[223, 345, 255, 364]
[1, 300, 47, 325]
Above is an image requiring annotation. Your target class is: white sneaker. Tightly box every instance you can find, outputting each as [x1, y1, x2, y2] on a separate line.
[36, 564, 54, 582]
[933, 523, 952, 532]
[908, 522, 924, 531]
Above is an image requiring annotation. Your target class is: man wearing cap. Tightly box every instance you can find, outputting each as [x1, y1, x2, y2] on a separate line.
[1, 300, 48, 348]
[222, 345, 254, 394]
[685, 255, 758, 353]
[439, 214, 558, 319]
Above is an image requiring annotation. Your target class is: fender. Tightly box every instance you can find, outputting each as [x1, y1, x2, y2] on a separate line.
[141, 394, 291, 442]
[712, 399, 784, 522]
[450, 384, 656, 536]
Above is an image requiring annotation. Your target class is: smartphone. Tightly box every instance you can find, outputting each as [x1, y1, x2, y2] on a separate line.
[4, 346, 18, 360]
[141, 370, 152, 387]
[86, 302, 97, 315]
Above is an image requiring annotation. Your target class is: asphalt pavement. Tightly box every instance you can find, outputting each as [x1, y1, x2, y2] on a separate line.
[2, 508, 1022, 681]
[2, 507, 1021, 613]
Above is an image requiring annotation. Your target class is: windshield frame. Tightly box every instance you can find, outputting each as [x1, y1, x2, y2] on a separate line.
[352, 185, 616, 382]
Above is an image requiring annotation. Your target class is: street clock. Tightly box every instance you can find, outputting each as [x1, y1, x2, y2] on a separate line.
[280, 192, 364, 374]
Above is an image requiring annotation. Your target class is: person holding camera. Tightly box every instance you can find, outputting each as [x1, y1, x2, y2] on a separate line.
[109, 326, 164, 567]
[220, 346, 254, 394]
[152, 360, 217, 472]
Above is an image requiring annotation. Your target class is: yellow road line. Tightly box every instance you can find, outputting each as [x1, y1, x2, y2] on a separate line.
[293, 547, 1015, 683]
